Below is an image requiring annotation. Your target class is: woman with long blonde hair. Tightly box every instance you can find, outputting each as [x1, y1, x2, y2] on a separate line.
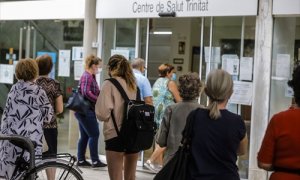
[96, 54, 139, 180]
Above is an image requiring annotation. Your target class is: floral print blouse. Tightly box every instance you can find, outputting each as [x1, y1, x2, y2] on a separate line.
[152, 77, 175, 125]
[0, 80, 53, 179]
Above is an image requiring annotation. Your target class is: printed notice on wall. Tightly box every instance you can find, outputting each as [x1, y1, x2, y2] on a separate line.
[0, 64, 14, 84]
[111, 49, 130, 60]
[74, 61, 84, 80]
[229, 81, 253, 105]
[72, 47, 84, 61]
[58, 50, 71, 77]
[204, 47, 221, 63]
[222, 55, 239, 75]
[275, 54, 290, 79]
[239, 57, 253, 81]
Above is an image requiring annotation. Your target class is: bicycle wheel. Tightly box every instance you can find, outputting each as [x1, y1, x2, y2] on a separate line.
[25, 161, 83, 180]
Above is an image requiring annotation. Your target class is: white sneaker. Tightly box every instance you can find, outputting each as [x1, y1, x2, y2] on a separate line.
[144, 160, 158, 173]
[155, 164, 163, 172]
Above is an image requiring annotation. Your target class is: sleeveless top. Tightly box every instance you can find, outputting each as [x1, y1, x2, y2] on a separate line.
[152, 77, 175, 125]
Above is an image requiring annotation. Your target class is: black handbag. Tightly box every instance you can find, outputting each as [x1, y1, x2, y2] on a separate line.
[154, 108, 198, 180]
[65, 85, 91, 114]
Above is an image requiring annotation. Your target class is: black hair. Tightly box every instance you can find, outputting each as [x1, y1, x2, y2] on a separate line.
[288, 65, 300, 106]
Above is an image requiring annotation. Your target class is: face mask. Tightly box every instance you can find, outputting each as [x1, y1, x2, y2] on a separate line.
[171, 73, 177, 81]
[95, 68, 102, 74]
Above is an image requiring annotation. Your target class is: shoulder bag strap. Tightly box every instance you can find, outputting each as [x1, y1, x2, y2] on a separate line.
[106, 78, 129, 138]
[181, 108, 199, 148]
[107, 78, 130, 102]
[136, 87, 141, 101]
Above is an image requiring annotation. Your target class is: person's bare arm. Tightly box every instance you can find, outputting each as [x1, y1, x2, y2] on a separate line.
[257, 161, 273, 171]
[237, 134, 248, 156]
[143, 96, 153, 105]
[168, 81, 181, 103]
[55, 95, 63, 114]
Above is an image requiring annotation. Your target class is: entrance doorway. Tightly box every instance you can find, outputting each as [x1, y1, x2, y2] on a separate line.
[101, 16, 256, 179]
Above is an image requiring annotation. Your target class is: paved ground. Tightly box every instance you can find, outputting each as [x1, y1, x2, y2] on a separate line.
[79, 166, 155, 180]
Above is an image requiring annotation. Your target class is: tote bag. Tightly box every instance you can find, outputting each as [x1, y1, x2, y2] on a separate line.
[65, 88, 91, 114]
[154, 108, 198, 180]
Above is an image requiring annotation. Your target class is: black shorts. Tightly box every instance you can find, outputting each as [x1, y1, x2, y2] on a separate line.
[43, 128, 58, 155]
[105, 137, 139, 154]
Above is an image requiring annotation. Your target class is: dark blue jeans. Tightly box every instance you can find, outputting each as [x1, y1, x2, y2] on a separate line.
[75, 110, 100, 162]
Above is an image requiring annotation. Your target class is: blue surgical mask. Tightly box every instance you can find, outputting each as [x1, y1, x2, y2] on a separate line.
[171, 73, 177, 81]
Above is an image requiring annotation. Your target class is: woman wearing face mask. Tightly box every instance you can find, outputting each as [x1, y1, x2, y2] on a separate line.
[75, 54, 106, 168]
[144, 63, 181, 173]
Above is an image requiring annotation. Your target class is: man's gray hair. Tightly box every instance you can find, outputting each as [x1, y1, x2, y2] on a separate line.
[131, 58, 145, 69]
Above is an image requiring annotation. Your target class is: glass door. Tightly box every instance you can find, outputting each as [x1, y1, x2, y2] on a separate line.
[101, 16, 256, 177]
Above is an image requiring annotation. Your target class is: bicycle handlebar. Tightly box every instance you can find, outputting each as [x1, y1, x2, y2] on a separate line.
[0, 134, 35, 171]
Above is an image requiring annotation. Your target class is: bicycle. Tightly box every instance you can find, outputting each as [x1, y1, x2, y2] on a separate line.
[0, 134, 83, 180]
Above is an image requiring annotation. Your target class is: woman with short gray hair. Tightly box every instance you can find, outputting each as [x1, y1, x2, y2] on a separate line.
[156, 72, 204, 164]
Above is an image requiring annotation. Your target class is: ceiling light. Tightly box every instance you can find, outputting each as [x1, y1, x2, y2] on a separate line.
[152, 31, 172, 35]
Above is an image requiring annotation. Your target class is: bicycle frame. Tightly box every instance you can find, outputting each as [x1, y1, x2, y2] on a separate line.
[0, 134, 35, 180]
[34, 153, 83, 174]
[0, 134, 83, 180]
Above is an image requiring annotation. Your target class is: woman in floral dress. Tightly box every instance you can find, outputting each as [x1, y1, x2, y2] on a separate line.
[144, 63, 181, 173]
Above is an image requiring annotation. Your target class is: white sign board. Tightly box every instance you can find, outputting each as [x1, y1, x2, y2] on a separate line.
[0, 0, 85, 20]
[275, 54, 290, 79]
[0, 64, 14, 84]
[205, 47, 221, 63]
[239, 57, 253, 81]
[273, 0, 300, 15]
[74, 61, 84, 80]
[72, 47, 84, 61]
[111, 49, 130, 60]
[221, 55, 239, 75]
[58, 50, 71, 77]
[229, 81, 253, 105]
[96, 0, 258, 19]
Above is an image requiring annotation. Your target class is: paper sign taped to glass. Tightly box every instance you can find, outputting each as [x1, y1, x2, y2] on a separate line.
[229, 81, 253, 105]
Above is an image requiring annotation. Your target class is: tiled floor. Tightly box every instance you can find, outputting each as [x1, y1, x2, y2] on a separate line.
[79, 166, 155, 180]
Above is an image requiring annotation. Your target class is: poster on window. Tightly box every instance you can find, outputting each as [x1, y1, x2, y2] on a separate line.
[37, 51, 57, 79]
[229, 81, 253, 105]
[58, 50, 71, 77]
[0, 64, 14, 84]
[72, 47, 84, 61]
[239, 57, 253, 81]
[205, 47, 221, 63]
[111, 49, 130, 60]
[74, 61, 84, 80]
[221, 55, 239, 75]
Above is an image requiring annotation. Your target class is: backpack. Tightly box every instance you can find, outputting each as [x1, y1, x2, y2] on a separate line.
[107, 78, 156, 152]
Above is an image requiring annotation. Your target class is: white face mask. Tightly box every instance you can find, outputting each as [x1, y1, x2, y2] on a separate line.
[93, 65, 101, 74]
